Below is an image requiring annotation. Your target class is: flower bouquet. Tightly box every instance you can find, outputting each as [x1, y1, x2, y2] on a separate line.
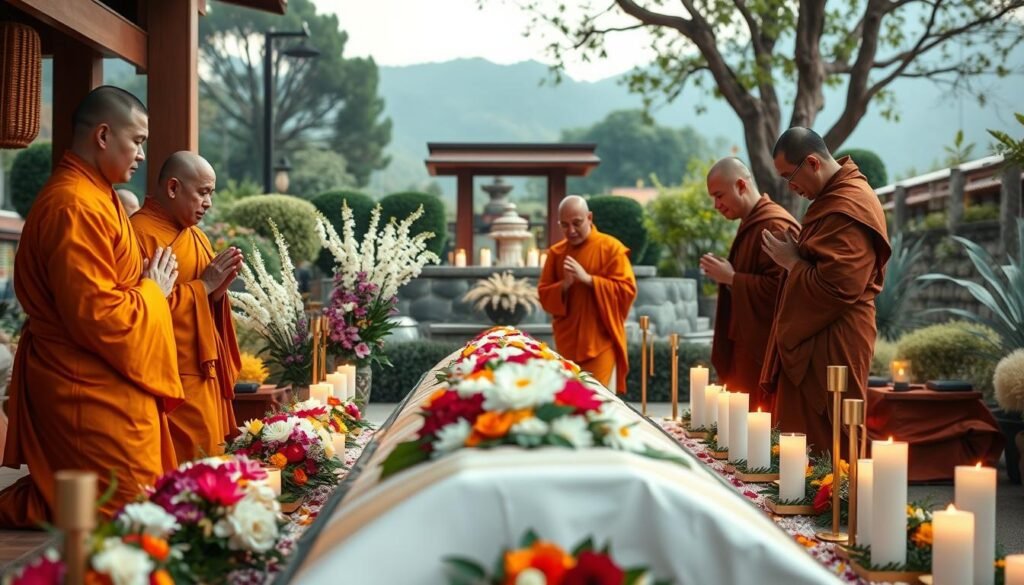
[315, 202, 439, 367]
[230, 220, 311, 388]
[285, 397, 374, 448]
[444, 529, 672, 585]
[227, 414, 344, 505]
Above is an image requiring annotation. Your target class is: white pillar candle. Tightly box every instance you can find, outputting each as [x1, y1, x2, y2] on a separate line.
[454, 248, 467, 267]
[526, 248, 539, 267]
[779, 432, 806, 502]
[746, 409, 771, 470]
[264, 467, 282, 497]
[716, 391, 731, 449]
[872, 438, 908, 567]
[479, 247, 492, 267]
[727, 392, 749, 462]
[326, 372, 348, 400]
[331, 431, 347, 459]
[933, 504, 974, 585]
[857, 459, 874, 547]
[1007, 555, 1024, 585]
[337, 365, 357, 400]
[689, 366, 708, 428]
[310, 382, 332, 404]
[956, 463, 996, 585]
[704, 384, 721, 427]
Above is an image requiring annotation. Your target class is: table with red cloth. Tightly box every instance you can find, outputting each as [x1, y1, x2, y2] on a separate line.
[866, 384, 1005, 482]
[232, 384, 308, 425]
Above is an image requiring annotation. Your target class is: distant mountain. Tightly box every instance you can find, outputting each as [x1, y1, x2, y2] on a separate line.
[371, 56, 1024, 193]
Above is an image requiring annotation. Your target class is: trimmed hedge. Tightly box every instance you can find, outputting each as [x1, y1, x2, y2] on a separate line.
[224, 195, 321, 263]
[367, 339, 713, 403]
[379, 191, 447, 257]
[11, 142, 52, 219]
[312, 190, 376, 274]
[589, 195, 649, 263]
[896, 321, 999, 397]
[835, 148, 887, 189]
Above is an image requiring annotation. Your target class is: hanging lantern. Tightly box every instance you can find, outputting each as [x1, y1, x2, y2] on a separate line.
[0, 22, 41, 149]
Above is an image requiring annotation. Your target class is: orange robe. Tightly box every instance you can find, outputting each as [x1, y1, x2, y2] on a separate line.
[538, 226, 637, 392]
[132, 200, 240, 461]
[0, 153, 183, 527]
[711, 195, 799, 411]
[760, 157, 891, 456]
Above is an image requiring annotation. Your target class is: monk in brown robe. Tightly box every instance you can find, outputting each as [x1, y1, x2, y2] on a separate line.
[760, 127, 891, 456]
[701, 158, 799, 411]
[0, 86, 183, 527]
[538, 196, 637, 392]
[132, 152, 243, 461]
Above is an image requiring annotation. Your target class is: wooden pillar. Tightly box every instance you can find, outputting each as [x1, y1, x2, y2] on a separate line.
[948, 168, 965, 234]
[51, 36, 102, 167]
[456, 171, 474, 264]
[146, 0, 199, 196]
[1000, 165, 1022, 258]
[547, 169, 567, 247]
[893, 185, 908, 234]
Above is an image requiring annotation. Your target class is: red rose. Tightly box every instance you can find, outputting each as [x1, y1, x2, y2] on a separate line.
[420, 391, 485, 436]
[304, 458, 318, 475]
[562, 551, 624, 585]
[812, 483, 832, 514]
[249, 440, 264, 453]
[555, 380, 603, 414]
[283, 442, 306, 463]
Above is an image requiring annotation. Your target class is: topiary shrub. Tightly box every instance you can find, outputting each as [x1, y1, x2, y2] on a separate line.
[836, 148, 888, 189]
[871, 337, 899, 377]
[963, 203, 999, 223]
[896, 321, 999, 397]
[589, 195, 649, 263]
[11, 142, 52, 219]
[224, 195, 320, 264]
[203, 222, 281, 278]
[312, 190, 376, 274]
[369, 340, 463, 402]
[380, 191, 447, 257]
[623, 341, 712, 403]
[638, 239, 663, 266]
[994, 349, 1024, 413]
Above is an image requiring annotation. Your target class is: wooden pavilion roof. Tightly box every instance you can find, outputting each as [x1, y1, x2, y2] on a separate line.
[425, 143, 600, 177]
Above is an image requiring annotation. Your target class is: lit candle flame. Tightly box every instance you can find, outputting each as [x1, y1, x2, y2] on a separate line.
[898, 367, 905, 376]
[976, 462, 982, 468]
[886, 436, 894, 443]
[946, 503, 957, 512]
[757, 406, 763, 413]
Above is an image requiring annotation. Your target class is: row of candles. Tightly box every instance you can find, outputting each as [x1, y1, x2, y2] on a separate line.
[451, 247, 547, 267]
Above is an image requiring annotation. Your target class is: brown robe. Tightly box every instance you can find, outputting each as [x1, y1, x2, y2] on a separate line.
[711, 195, 799, 411]
[760, 157, 891, 456]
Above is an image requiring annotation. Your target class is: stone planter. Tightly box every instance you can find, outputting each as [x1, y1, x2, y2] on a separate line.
[355, 365, 373, 405]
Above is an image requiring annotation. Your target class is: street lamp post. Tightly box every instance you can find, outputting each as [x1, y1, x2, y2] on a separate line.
[263, 23, 320, 193]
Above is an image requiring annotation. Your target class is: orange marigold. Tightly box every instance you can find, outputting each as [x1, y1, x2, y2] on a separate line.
[269, 453, 288, 468]
[504, 540, 575, 584]
[911, 522, 933, 548]
[472, 409, 533, 440]
[85, 571, 113, 585]
[293, 467, 308, 485]
[141, 535, 170, 562]
[149, 569, 174, 585]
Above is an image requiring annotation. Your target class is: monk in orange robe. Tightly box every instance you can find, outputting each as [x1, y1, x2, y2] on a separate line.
[538, 196, 637, 392]
[0, 86, 183, 527]
[701, 158, 799, 411]
[760, 127, 891, 456]
[132, 152, 243, 461]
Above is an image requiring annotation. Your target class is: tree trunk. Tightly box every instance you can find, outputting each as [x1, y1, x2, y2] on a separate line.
[740, 106, 797, 214]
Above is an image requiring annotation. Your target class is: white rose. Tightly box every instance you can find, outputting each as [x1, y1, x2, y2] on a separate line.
[431, 419, 472, 457]
[515, 567, 548, 585]
[292, 398, 323, 411]
[262, 419, 294, 443]
[117, 502, 180, 538]
[91, 538, 154, 585]
[225, 497, 280, 553]
[599, 410, 644, 452]
[484, 363, 563, 411]
[550, 416, 594, 448]
[510, 417, 549, 437]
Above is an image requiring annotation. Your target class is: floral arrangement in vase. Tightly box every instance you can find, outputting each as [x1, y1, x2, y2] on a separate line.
[284, 397, 374, 448]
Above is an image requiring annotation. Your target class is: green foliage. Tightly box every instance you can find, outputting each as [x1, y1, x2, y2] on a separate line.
[944, 129, 977, 167]
[988, 112, 1024, 167]
[224, 195, 321, 263]
[588, 195, 649, 263]
[918, 219, 1024, 360]
[202, 222, 282, 278]
[199, 0, 390, 186]
[638, 238, 664, 266]
[370, 340, 464, 402]
[622, 341, 712, 403]
[871, 337, 899, 377]
[286, 148, 356, 199]
[875, 231, 926, 340]
[312, 190, 376, 274]
[562, 110, 711, 194]
[963, 203, 999, 223]
[907, 211, 948, 232]
[896, 321, 1000, 396]
[380, 191, 447, 257]
[10, 142, 52, 219]
[835, 148, 888, 188]
[645, 162, 736, 274]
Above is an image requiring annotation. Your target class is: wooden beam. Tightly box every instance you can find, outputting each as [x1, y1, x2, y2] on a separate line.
[145, 0, 199, 196]
[547, 170, 567, 247]
[51, 36, 103, 167]
[456, 171, 474, 265]
[8, 0, 147, 70]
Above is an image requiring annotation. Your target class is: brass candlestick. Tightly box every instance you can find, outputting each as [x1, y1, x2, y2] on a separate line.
[816, 365, 849, 543]
[319, 317, 328, 382]
[843, 398, 865, 546]
[311, 315, 321, 385]
[56, 470, 97, 585]
[669, 333, 679, 420]
[639, 316, 649, 415]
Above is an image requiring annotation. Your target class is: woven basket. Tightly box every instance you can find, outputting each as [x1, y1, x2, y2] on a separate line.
[0, 22, 41, 149]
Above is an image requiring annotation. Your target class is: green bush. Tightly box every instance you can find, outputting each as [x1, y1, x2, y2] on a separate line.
[835, 148, 888, 188]
[589, 195, 649, 263]
[622, 341, 713, 403]
[871, 337, 899, 377]
[202, 222, 281, 278]
[312, 190, 376, 274]
[380, 191, 447, 257]
[224, 195, 320, 263]
[11, 142, 52, 219]
[638, 239, 663, 266]
[896, 321, 999, 397]
[907, 211, 948, 232]
[963, 203, 999, 223]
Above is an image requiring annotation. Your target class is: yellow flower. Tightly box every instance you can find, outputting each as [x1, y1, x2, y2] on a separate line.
[238, 353, 269, 384]
[772, 445, 781, 456]
[811, 473, 833, 488]
[461, 344, 478, 358]
[996, 559, 1006, 569]
[245, 419, 264, 435]
[911, 522, 933, 548]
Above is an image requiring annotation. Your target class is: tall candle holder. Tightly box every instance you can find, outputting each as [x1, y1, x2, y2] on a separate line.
[318, 317, 328, 382]
[56, 470, 97, 585]
[843, 398, 865, 546]
[666, 334, 679, 421]
[311, 315, 321, 385]
[639, 316, 649, 415]
[816, 364, 849, 544]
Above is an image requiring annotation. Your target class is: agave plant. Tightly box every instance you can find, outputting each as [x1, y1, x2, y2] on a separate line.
[917, 218, 1024, 358]
[462, 271, 541, 314]
[875, 231, 926, 341]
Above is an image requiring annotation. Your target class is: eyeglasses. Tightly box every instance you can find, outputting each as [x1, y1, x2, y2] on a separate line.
[784, 156, 808, 183]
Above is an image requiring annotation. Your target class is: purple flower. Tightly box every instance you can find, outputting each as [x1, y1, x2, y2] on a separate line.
[355, 343, 371, 359]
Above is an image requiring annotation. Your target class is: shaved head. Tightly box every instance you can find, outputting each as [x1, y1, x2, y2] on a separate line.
[156, 151, 217, 228]
[72, 86, 147, 138]
[708, 157, 758, 192]
[772, 127, 833, 165]
[69, 86, 148, 186]
[558, 195, 590, 215]
[772, 126, 842, 200]
[158, 151, 213, 187]
[116, 189, 140, 217]
[557, 195, 593, 246]
[707, 157, 761, 221]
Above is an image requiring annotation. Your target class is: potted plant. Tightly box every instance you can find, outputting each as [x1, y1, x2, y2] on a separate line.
[993, 349, 1024, 484]
[462, 271, 541, 326]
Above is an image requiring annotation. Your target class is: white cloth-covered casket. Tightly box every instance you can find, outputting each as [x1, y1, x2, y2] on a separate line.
[287, 352, 839, 584]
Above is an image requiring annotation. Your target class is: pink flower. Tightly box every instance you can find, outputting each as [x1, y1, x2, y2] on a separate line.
[554, 380, 603, 414]
[354, 343, 371, 359]
[345, 403, 362, 420]
[193, 468, 245, 506]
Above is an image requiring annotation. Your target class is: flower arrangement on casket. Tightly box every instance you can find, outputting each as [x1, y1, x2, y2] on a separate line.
[444, 529, 672, 585]
[381, 327, 689, 479]
[315, 202, 439, 367]
[284, 397, 374, 447]
[230, 221, 311, 388]
[226, 414, 344, 504]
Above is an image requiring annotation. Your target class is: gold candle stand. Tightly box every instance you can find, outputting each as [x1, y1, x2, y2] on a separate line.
[311, 315, 321, 385]
[668, 333, 679, 421]
[816, 365, 849, 543]
[56, 470, 97, 585]
[843, 398, 865, 546]
[639, 316, 649, 415]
